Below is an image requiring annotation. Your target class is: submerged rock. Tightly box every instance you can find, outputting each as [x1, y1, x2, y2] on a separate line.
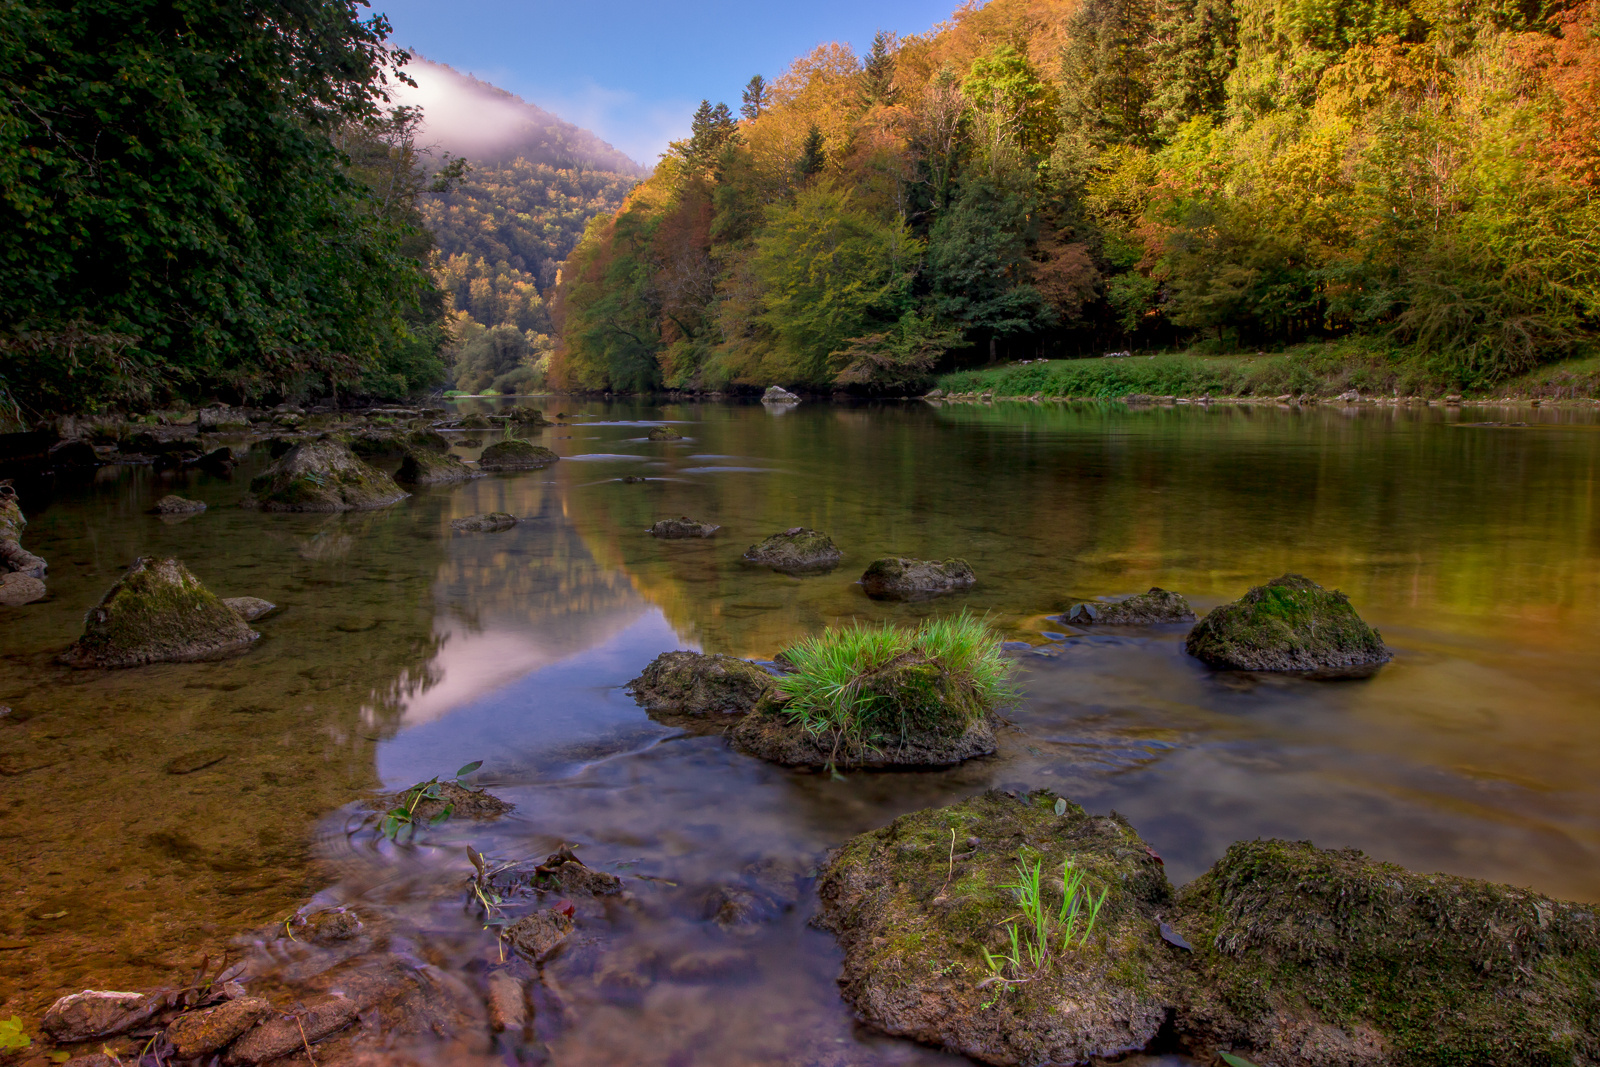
[458, 413, 492, 430]
[245, 438, 408, 512]
[859, 557, 976, 600]
[223, 995, 358, 1065]
[1185, 574, 1389, 672]
[165, 997, 274, 1058]
[627, 650, 775, 723]
[743, 527, 842, 574]
[648, 516, 720, 538]
[731, 695, 997, 769]
[477, 439, 558, 471]
[61, 557, 259, 668]
[42, 989, 163, 1042]
[406, 428, 453, 452]
[763, 386, 801, 403]
[222, 596, 277, 622]
[504, 908, 574, 962]
[1066, 587, 1195, 625]
[507, 406, 550, 427]
[0, 571, 46, 606]
[646, 426, 683, 441]
[815, 791, 1177, 1065]
[451, 512, 518, 533]
[150, 493, 206, 515]
[397, 448, 480, 485]
[376, 779, 513, 822]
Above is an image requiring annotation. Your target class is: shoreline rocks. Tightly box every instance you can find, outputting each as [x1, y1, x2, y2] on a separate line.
[477, 439, 558, 472]
[626, 651, 775, 724]
[859, 557, 976, 600]
[243, 438, 408, 512]
[743, 527, 842, 574]
[1185, 574, 1390, 672]
[0, 482, 48, 580]
[60, 557, 259, 668]
[1065, 587, 1195, 625]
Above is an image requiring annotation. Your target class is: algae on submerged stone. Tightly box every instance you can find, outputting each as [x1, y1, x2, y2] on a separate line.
[61, 557, 259, 668]
[743, 527, 842, 574]
[477, 439, 559, 472]
[1185, 573, 1389, 671]
[245, 438, 408, 512]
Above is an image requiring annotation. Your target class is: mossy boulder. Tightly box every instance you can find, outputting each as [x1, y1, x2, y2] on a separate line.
[860, 557, 976, 600]
[815, 790, 1179, 1065]
[1066, 587, 1195, 626]
[406, 428, 452, 452]
[374, 779, 512, 822]
[1185, 574, 1389, 672]
[743, 527, 842, 574]
[648, 516, 720, 538]
[627, 651, 776, 725]
[478, 439, 558, 471]
[647, 426, 684, 441]
[507, 406, 549, 427]
[458, 412, 492, 430]
[451, 512, 518, 533]
[150, 494, 206, 515]
[396, 448, 480, 485]
[60, 557, 259, 668]
[1172, 839, 1600, 1067]
[245, 438, 408, 512]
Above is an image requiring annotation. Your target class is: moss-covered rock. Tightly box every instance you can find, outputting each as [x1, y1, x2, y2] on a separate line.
[396, 448, 480, 485]
[860, 557, 976, 600]
[406, 428, 452, 452]
[815, 790, 1179, 1065]
[149, 494, 206, 515]
[373, 779, 513, 822]
[451, 512, 519, 533]
[245, 438, 408, 512]
[1172, 839, 1600, 1067]
[1184, 574, 1390, 672]
[647, 426, 684, 440]
[60, 557, 259, 668]
[477, 439, 559, 471]
[459, 413, 492, 430]
[627, 651, 775, 724]
[1067, 587, 1195, 626]
[648, 516, 720, 538]
[507, 406, 549, 427]
[743, 527, 842, 574]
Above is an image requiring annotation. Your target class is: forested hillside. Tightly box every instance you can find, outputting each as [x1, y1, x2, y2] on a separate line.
[554, 0, 1600, 393]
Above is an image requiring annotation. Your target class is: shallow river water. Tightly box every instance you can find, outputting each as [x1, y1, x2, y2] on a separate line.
[3, 398, 1599, 1064]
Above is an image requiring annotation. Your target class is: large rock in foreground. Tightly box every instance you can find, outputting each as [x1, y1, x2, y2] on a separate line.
[860, 557, 976, 600]
[627, 651, 775, 724]
[478, 439, 558, 471]
[1066, 587, 1195, 625]
[61, 557, 259, 668]
[743, 527, 842, 574]
[245, 438, 407, 512]
[1184, 574, 1389, 672]
[816, 791, 1178, 1065]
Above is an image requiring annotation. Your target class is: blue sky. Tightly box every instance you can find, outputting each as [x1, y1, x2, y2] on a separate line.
[375, 0, 959, 165]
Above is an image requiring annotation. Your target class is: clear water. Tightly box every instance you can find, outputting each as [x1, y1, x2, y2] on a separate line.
[3, 398, 1598, 1064]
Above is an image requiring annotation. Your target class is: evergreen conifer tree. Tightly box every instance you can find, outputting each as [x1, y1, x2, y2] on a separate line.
[741, 75, 768, 120]
[796, 125, 827, 182]
[859, 31, 898, 108]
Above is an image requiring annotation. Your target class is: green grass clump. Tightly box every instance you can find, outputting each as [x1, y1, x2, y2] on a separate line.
[776, 613, 1013, 746]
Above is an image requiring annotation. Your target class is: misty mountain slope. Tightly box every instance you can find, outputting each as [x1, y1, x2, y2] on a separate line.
[392, 56, 647, 175]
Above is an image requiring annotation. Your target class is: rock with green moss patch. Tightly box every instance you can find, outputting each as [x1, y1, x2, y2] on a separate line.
[478, 439, 559, 472]
[647, 426, 683, 441]
[396, 448, 480, 485]
[860, 557, 976, 600]
[373, 779, 513, 822]
[507, 406, 549, 427]
[244, 438, 408, 512]
[1184, 574, 1389, 672]
[458, 413, 492, 430]
[815, 790, 1179, 1064]
[743, 527, 842, 574]
[60, 557, 259, 668]
[627, 651, 775, 724]
[406, 428, 452, 452]
[648, 516, 720, 538]
[1172, 838, 1600, 1067]
[1067, 588, 1195, 626]
[451, 512, 518, 533]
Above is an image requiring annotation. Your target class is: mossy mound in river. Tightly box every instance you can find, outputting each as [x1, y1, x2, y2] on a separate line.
[1172, 839, 1600, 1066]
[60, 557, 259, 668]
[1184, 574, 1389, 672]
[859, 557, 976, 600]
[627, 650, 775, 725]
[815, 790, 1179, 1065]
[743, 527, 842, 574]
[396, 448, 479, 485]
[648, 516, 720, 538]
[477, 439, 559, 471]
[1066, 587, 1195, 625]
[245, 438, 408, 512]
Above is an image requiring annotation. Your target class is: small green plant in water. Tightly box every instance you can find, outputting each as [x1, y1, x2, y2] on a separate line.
[776, 612, 1013, 748]
[381, 760, 483, 842]
[981, 857, 1107, 983]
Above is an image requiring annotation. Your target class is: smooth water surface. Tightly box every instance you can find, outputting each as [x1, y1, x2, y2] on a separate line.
[2, 399, 1598, 1063]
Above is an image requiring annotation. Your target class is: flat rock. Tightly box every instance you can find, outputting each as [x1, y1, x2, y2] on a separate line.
[859, 557, 976, 600]
[477, 439, 558, 471]
[484, 970, 527, 1033]
[397, 448, 480, 485]
[451, 512, 518, 533]
[42, 989, 161, 1042]
[1185, 574, 1389, 672]
[0, 572, 46, 606]
[648, 516, 720, 538]
[222, 596, 277, 621]
[743, 527, 842, 574]
[224, 995, 358, 1065]
[150, 494, 206, 514]
[1066, 587, 1195, 625]
[626, 651, 774, 723]
[165, 996, 274, 1057]
[245, 438, 408, 512]
[60, 557, 259, 668]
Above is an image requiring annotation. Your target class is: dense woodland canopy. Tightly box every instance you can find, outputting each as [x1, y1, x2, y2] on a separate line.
[554, 0, 1600, 393]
